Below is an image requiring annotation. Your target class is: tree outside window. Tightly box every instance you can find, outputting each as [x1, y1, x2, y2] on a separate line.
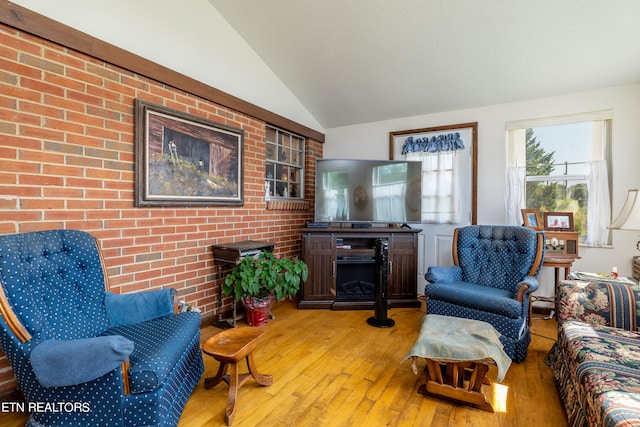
[524, 120, 609, 240]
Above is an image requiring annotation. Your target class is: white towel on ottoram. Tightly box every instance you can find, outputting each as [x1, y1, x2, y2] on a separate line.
[402, 314, 512, 382]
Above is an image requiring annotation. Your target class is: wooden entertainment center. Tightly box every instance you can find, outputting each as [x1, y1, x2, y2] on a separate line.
[298, 226, 421, 310]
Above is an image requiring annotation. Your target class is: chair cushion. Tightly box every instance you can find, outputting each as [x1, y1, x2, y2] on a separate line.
[101, 311, 201, 394]
[425, 281, 522, 318]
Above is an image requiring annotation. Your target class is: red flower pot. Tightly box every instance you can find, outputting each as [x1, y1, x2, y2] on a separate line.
[242, 296, 275, 326]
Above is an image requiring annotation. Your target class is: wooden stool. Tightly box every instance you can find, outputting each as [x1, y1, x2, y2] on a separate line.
[202, 327, 273, 425]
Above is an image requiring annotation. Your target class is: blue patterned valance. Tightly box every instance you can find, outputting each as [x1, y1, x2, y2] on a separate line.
[401, 132, 465, 155]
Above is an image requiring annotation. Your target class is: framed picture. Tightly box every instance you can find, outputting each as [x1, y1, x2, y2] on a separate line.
[543, 212, 574, 231]
[521, 209, 542, 230]
[135, 100, 244, 207]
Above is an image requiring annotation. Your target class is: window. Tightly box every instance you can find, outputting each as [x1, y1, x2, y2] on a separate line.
[265, 126, 305, 199]
[506, 111, 612, 246]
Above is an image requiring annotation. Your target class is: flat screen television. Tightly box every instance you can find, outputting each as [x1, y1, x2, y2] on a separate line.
[314, 159, 422, 224]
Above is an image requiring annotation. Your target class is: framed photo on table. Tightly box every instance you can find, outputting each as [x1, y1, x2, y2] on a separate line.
[543, 212, 574, 232]
[521, 209, 542, 230]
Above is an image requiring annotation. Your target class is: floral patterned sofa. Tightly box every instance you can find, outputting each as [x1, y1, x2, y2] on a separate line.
[545, 279, 640, 427]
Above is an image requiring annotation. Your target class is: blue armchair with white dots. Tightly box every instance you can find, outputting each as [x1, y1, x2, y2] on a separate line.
[0, 229, 204, 426]
[424, 225, 545, 362]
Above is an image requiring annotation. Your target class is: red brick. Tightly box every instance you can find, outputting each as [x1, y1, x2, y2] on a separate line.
[66, 220, 108, 230]
[65, 67, 103, 87]
[84, 189, 120, 200]
[44, 71, 86, 92]
[66, 199, 103, 210]
[20, 76, 65, 97]
[19, 221, 65, 232]
[85, 125, 119, 140]
[44, 48, 85, 70]
[42, 164, 84, 177]
[20, 174, 64, 187]
[43, 210, 85, 221]
[43, 95, 84, 111]
[0, 23, 321, 394]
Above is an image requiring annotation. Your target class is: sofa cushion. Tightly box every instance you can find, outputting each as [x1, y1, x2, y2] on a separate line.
[558, 280, 640, 331]
[547, 320, 640, 426]
[425, 281, 521, 318]
[101, 311, 201, 394]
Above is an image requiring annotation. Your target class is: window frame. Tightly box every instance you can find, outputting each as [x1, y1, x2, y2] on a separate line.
[506, 110, 613, 245]
[265, 125, 305, 200]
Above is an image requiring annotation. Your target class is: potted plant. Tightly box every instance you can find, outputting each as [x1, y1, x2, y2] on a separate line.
[222, 251, 308, 326]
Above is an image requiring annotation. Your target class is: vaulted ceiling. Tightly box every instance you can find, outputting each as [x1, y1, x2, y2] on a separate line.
[209, 0, 640, 129]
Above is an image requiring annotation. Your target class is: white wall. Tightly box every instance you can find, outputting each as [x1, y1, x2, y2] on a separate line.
[325, 84, 640, 286]
[11, 0, 324, 133]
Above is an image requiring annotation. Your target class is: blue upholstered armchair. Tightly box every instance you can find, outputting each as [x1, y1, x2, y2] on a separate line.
[0, 230, 204, 426]
[424, 225, 545, 362]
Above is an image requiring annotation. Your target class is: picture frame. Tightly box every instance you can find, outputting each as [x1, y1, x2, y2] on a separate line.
[543, 212, 574, 231]
[389, 122, 478, 224]
[135, 99, 244, 207]
[521, 209, 542, 230]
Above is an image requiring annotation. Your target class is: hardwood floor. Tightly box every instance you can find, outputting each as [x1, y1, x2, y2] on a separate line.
[1, 302, 566, 426]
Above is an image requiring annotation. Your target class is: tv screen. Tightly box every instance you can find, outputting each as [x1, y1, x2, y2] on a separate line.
[314, 159, 422, 224]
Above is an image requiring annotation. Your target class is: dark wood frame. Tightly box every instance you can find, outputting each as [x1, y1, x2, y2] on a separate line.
[135, 100, 244, 207]
[389, 122, 478, 225]
[543, 212, 574, 232]
[521, 209, 543, 230]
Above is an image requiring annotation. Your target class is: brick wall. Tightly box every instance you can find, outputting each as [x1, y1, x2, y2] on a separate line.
[0, 23, 321, 394]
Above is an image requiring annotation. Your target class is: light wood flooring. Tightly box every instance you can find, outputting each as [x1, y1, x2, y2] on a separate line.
[2, 301, 566, 427]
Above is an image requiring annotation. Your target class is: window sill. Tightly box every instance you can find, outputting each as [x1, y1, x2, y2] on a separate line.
[266, 199, 309, 211]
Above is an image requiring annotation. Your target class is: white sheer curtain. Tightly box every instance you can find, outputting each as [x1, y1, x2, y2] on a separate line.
[505, 166, 526, 226]
[584, 160, 611, 246]
[407, 151, 459, 223]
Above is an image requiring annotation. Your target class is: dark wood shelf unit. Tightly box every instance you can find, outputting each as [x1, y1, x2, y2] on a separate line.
[299, 227, 421, 310]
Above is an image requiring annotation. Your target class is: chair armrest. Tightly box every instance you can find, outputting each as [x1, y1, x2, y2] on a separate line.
[425, 266, 463, 284]
[514, 276, 539, 301]
[105, 288, 175, 327]
[30, 335, 134, 388]
[557, 280, 640, 329]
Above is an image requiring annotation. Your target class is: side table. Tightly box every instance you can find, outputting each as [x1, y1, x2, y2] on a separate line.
[532, 257, 576, 320]
[212, 240, 275, 327]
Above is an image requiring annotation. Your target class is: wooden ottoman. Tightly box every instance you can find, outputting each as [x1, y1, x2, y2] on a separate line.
[202, 327, 273, 425]
[403, 314, 512, 412]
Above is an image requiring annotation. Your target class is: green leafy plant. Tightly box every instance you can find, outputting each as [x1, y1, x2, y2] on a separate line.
[222, 251, 308, 302]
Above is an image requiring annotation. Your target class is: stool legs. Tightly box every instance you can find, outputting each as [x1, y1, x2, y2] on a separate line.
[204, 361, 228, 389]
[204, 355, 273, 426]
[247, 353, 273, 386]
